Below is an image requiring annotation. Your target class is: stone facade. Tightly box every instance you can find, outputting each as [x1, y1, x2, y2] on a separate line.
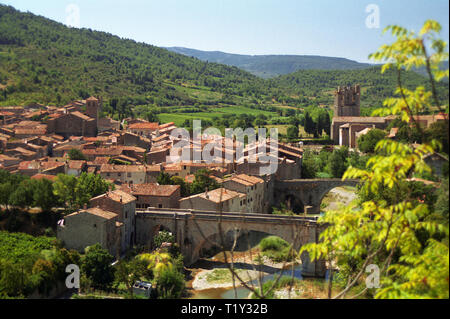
[99, 164, 147, 184]
[334, 85, 360, 117]
[89, 190, 137, 253]
[179, 188, 246, 213]
[57, 207, 121, 257]
[222, 174, 265, 213]
[121, 183, 181, 209]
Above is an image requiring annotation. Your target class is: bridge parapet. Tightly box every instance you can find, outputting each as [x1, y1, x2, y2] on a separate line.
[135, 207, 326, 276]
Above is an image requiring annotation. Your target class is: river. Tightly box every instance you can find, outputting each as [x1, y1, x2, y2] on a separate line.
[185, 187, 355, 299]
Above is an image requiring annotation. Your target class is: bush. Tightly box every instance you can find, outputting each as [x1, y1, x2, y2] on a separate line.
[259, 236, 289, 252]
[81, 244, 115, 291]
[357, 129, 386, 154]
[156, 267, 185, 299]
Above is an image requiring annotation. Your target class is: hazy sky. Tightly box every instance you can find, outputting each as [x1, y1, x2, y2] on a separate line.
[2, 0, 449, 63]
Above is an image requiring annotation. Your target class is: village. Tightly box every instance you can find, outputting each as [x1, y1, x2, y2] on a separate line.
[0, 85, 448, 300]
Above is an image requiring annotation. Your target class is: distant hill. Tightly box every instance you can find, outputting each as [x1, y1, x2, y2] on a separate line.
[0, 4, 272, 110]
[165, 47, 376, 78]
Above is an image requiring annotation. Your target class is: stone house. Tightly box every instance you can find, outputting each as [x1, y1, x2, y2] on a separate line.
[179, 188, 246, 213]
[90, 190, 137, 252]
[120, 183, 181, 209]
[127, 122, 159, 138]
[222, 174, 265, 213]
[57, 207, 122, 257]
[66, 160, 87, 176]
[47, 111, 97, 138]
[99, 164, 147, 184]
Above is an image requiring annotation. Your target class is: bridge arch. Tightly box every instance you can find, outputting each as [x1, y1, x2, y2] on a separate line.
[274, 179, 359, 214]
[188, 219, 315, 272]
[135, 209, 327, 277]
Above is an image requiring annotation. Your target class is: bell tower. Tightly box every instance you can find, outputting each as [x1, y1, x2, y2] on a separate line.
[333, 85, 360, 117]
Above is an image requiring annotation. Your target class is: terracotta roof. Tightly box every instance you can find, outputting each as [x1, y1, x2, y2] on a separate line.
[83, 147, 123, 156]
[31, 174, 58, 181]
[96, 189, 136, 204]
[93, 157, 110, 164]
[86, 96, 99, 101]
[181, 188, 245, 203]
[333, 116, 387, 123]
[128, 122, 159, 130]
[14, 128, 47, 135]
[71, 111, 93, 121]
[0, 154, 19, 161]
[159, 122, 175, 129]
[100, 164, 146, 173]
[67, 207, 117, 220]
[68, 160, 86, 169]
[121, 183, 180, 197]
[226, 174, 264, 186]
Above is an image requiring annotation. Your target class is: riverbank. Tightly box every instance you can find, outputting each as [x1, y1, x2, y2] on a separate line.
[188, 248, 301, 291]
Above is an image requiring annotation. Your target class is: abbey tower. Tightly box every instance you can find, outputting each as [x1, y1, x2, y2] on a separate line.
[333, 84, 360, 117]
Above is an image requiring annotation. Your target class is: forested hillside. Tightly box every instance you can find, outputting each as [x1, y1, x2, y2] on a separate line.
[0, 4, 447, 121]
[272, 67, 449, 114]
[166, 46, 375, 78]
[0, 4, 273, 109]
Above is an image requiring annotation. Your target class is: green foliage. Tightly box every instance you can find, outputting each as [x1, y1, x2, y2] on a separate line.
[259, 236, 297, 262]
[189, 169, 220, 195]
[286, 125, 299, 140]
[153, 231, 175, 249]
[156, 266, 185, 299]
[259, 236, 290, 251]
[68, 148, 87, 161]
[0, 231, 79, 297]
[53, 172, 110, 211]
[357, 129, 387, 154]
[301, 147, 365, 178]
[81, 244, 115, 291]
[301, 20, 449, 299]
[251, 276, 301, 299]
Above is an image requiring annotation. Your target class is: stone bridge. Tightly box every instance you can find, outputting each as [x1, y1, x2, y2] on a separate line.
[135, 208, 326, 277]
[274, 179, 360, 214]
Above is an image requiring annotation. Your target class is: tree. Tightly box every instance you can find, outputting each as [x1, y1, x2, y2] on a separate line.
[157, 172, 172, 186]
[286, 125, 299, 140]
[53, 174, 77, 210]
[9, 179, 34, 208]
[114, 259, 146, 297]
[357, 129, 387, 153]
[301, 20, 449, 299]
[68, 148, 87, 161]
[328, 147, 349, 178]
[153, 230, 175, 249]
[170, 176, 190, 197]
[156, 267, 185, 299]
[190, 169, 220, 195]
[304, 112, 316, 137]
[81, 244, 115, 290]
[31, 178, 57, 211]
[74, 172, 110, 208]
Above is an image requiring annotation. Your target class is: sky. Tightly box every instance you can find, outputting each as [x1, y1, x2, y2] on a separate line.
[1, 0, 449, 63]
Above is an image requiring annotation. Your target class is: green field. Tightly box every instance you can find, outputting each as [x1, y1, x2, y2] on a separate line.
[159, 105, 278, 126]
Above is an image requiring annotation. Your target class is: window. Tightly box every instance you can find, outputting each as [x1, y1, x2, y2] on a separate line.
[127, 172, 131, 177]
[106, 173, 110, 177]
[125, 211, 128, 218]
[118, 173, 121, 177]
[158, 204, 162, 208]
